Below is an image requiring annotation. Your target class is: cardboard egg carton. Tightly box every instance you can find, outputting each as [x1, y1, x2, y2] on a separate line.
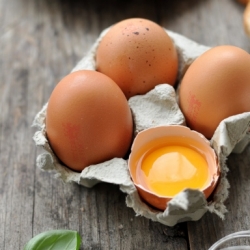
[32, 28, 250, 226]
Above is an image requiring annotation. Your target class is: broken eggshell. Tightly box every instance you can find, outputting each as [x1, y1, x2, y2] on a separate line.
[128, 125, 220, 211]
[32, 27, 250, 226]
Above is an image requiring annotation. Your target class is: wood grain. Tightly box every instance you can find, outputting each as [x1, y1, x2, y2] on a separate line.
[0, 0, 250, 249]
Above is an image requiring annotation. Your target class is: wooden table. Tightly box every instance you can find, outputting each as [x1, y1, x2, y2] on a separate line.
[1, 0, 250, 249]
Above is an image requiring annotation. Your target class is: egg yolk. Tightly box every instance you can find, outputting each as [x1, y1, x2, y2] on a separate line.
[138, 145, 210, 197]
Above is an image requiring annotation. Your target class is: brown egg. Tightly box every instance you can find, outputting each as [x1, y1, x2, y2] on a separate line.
[46, 70, 133, 172]
[96, 18, 178, 99]
[179, 45, 250, 139]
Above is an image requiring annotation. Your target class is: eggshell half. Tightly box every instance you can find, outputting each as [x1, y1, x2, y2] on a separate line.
[128, 125, 220, 211]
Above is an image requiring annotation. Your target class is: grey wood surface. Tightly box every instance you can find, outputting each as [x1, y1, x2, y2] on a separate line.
[1, 0, 250, 249]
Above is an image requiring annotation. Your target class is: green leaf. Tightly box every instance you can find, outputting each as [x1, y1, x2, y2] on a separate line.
[23, 230, 81, 250]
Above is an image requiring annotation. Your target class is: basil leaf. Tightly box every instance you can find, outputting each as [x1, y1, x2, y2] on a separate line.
[23, 230, 81, 250]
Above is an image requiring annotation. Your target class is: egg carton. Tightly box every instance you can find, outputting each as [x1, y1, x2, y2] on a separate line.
[32, 27, 250, 227]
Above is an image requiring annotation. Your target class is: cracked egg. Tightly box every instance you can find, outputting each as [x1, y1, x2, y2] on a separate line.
[128, 125, 220, 211]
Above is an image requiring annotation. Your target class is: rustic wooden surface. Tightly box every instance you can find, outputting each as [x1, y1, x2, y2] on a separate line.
[1, 0, 250, 249]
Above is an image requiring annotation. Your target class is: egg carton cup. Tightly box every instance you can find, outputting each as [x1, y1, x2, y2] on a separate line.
[32, 27, 250, 227]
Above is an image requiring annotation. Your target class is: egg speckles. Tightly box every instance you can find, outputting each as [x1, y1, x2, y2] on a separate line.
[179, 45, 250, 139]
[46, 70, 133, 172]
[96, 18, 178, 99]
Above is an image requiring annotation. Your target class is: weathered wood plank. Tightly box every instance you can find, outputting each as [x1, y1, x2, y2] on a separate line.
[165, 0, 250, 249]
[0, 0, 188, 249]
[1, 0, 250, 249]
